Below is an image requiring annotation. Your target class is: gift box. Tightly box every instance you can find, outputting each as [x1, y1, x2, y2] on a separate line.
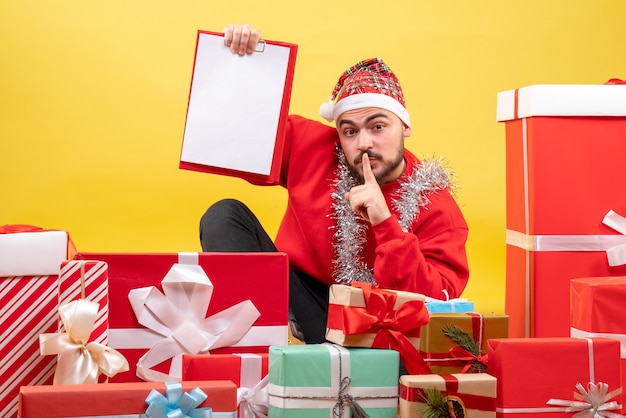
[399, 373, 497, 418]
[326, 282, 431, 374]
[570, 276, 626, 412]
[488, 337, 622, 418]
[73, 252, 289, 382]
[18, 380, 237, 417]
[0, 225, 71, 418]
[268, 344, 399, 418]
[419, 313, 508, 374]
[497, 84, 626, 338]
[183, 353, 269, 418]
[425, 297, 475, 314]
[0, 225, 70, 277]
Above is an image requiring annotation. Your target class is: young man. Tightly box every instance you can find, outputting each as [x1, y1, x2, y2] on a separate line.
[200, 24, 469, 344]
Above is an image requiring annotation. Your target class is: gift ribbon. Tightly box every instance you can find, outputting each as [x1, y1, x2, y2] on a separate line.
[571, 327, 626, 358]
[268, 343, 398, 416]
[496, 338, 623, 418]
[236, 354, 269, 418]
[39, 299, 129, 384]
[327, 282, 431, 374]
[422, 312, 487, 372]
[400, 374, 496, 412]
[546, 382, 622, 418]
[145, 382, 213, 418]
[128, 262, 261, 381]
[238, 375, 269, 418]
[605, 79, 626, 85]
[448, 346, 489, 373]
[507, 210, 626, 264]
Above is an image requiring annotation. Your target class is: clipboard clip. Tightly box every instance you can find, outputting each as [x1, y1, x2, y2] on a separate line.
[255, 40, 266, 53]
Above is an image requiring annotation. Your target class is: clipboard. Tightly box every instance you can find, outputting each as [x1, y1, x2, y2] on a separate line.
[179, 30, 298, 185]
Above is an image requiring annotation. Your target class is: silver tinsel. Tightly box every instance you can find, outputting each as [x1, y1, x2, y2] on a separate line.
[329, 148, 454, 285]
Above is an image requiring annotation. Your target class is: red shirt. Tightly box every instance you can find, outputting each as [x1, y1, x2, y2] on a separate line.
[273, 115, 469, 298]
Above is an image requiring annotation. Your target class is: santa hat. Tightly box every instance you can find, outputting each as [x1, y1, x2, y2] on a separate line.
[319, 57, 411, 128]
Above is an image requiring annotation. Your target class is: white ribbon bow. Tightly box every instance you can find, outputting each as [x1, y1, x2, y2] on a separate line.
[39, 299, 129, 385]
[128, 263, 261, 381]
[603, 210, 626, 266]
[547, 382, 623, 418]
[238, 375, 270, 418]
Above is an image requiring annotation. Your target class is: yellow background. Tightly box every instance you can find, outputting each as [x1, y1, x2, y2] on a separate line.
[3, 1, 626, 314]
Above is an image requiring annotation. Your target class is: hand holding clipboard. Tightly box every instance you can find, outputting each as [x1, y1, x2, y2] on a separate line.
[179, 27, 298, 185]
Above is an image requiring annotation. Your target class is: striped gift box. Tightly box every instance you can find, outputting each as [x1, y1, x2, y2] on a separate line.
[58, 260, 109, 345]
[0, 275, 59, 418]
[0, 226, 70, 418]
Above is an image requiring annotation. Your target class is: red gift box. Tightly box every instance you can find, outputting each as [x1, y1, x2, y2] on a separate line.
[571, 276, 626, 412]
[18, 380, 237, 417]
[73, 252, 289, 382]
[0, 225, 71, 418]
[183, 353, 269, 418]
[488, 337, 622, 418]
[497, 84, 626, 338]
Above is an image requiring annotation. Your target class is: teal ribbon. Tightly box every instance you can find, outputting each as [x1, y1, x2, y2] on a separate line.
[144, 382, 213, 418]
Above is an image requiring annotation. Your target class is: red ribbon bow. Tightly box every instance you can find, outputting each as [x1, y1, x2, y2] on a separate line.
[335, 282, 431, 375]
[448, 346, 489, 373]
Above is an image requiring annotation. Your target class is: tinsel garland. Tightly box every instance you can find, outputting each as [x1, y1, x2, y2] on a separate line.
[329, 147, 454, 285]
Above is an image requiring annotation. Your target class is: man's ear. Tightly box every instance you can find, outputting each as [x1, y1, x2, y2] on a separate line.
[403, 125, 412, 137]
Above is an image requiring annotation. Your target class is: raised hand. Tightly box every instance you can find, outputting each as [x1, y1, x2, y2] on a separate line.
[222, 24, 262, 56]
[344, 153, 392, 225]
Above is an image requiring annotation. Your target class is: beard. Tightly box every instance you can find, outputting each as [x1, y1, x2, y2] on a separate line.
[347, 145, 405, 185]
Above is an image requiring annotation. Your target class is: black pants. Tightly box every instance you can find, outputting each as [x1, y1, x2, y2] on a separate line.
[199, 199, 329, 344]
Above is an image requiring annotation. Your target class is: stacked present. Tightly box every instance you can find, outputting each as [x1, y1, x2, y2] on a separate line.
[497, 83, 626, 338]
[6, 82, 626, 418]
[0, 226, 72, 417]
[3, 221, 624, 418]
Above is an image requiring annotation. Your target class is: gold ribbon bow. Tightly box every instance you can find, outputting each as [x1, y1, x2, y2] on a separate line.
[547, 382, 623, 418]
[40, 299, 129, 384]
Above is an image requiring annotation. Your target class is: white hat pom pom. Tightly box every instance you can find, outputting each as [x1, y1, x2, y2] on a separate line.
[319, 99, 335, 122]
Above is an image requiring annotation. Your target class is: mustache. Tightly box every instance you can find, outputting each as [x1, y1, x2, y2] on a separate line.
[353, 150, 383, 165]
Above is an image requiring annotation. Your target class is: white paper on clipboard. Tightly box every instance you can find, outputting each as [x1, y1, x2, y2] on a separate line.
[180, 32, 293, 178]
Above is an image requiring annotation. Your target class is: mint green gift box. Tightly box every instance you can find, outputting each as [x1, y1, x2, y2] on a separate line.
[268, 343, 399, 418]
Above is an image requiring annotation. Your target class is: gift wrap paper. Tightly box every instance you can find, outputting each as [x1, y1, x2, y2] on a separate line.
[0, 227, 70, 418]
[399, 373, 496, 418]
[73, 252, 289, 382]
[570, 276, 626, 412]
[419, 313, 508, 374]
[488, 337, 622, 418]
[497, 84, 626, 337]
[269, 344, 399, 418]
[182, 353, 268, 385]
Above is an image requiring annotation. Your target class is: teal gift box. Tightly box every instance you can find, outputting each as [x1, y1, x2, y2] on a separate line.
[268, 344, 399, 418]
[425, 297, 474, 314]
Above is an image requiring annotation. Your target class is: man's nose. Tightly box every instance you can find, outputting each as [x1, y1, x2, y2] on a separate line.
[356, 131, 373, 150]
